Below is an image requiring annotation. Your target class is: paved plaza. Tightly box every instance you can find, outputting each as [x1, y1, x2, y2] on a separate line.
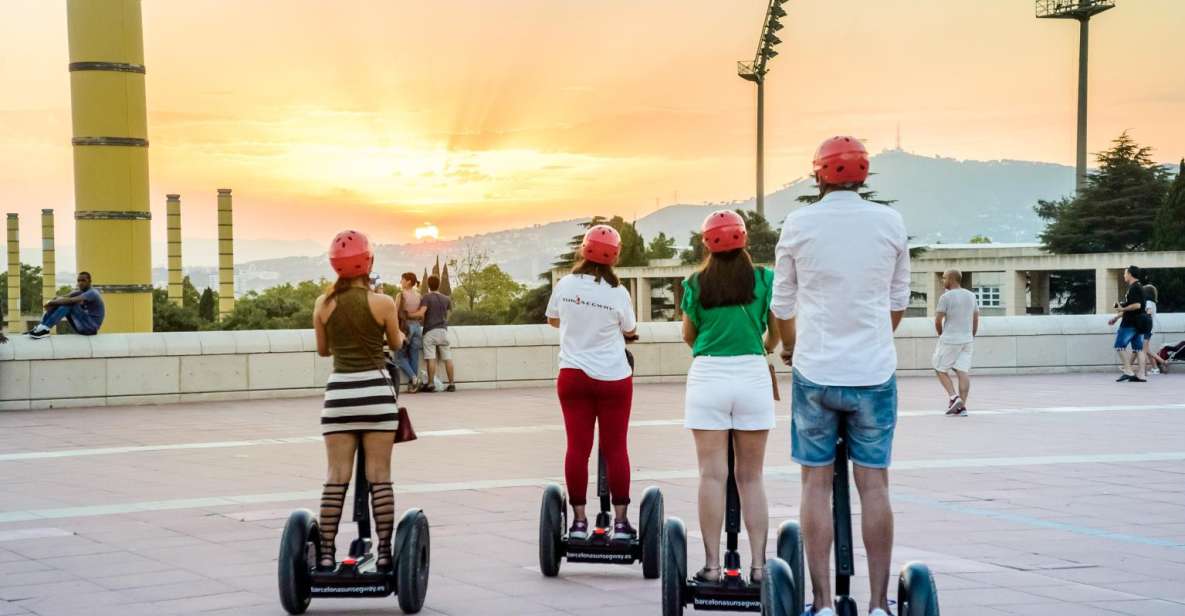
[0, 372, 1183, 615]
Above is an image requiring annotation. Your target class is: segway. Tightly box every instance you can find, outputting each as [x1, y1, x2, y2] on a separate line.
[663, 431, 804, 615]
[539, 449, 664, 578]
[828, 423, 940, 616]
[278, 444, 430, 614]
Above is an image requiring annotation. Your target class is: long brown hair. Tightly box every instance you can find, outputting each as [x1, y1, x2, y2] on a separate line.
[696, 249, 755, 309]
[325, 275, 369, 303]
[571, 259, 620, 287]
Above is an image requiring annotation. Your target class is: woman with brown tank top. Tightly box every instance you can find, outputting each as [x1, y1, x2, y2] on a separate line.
[312, 230, 405, 571]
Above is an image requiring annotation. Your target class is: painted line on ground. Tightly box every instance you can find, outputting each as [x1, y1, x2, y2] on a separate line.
[2, 450, 1183, 525]
[1, 403, 1181, 464]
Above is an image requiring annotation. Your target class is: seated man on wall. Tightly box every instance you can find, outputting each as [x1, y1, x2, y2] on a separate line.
[28, 272, 105, 339]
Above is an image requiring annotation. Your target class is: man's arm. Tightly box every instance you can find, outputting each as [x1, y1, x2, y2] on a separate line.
[934, 312, 945, 337]
[972, 309, 980, 337]
[889, 224, 911, 332]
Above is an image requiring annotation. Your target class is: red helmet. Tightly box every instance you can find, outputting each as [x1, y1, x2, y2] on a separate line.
[813, 136, 869, 186]
[701, 210, 747, 253]
[328, 229, 373, 277]
[580, 224, 621, 265]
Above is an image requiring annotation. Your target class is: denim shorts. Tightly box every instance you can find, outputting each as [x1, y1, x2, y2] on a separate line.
[1114, 326, 1144, 351]
[790, 369, 898, 469]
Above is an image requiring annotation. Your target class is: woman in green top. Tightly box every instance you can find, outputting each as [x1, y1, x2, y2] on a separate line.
[680, 210, 780, 584]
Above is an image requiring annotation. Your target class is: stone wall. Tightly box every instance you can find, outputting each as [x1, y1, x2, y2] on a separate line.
[1, 314, 1181, 410]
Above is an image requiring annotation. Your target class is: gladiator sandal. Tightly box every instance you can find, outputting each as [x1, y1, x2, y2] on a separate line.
[318, 482, 349, 570]
[371, 482, 396, 571]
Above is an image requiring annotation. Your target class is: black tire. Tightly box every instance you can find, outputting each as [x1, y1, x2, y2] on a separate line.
[395, 509, 430, 614]
[761, 558, 796, 616]
[661, 517, 686, 616]
[640, 487, 664, 579]
[539, 483, 565, 577]
[775, 521, 805, 615]
[278, 509, 318, 615]
[898, 561, 940, 616]
[835, 596, 859, 616]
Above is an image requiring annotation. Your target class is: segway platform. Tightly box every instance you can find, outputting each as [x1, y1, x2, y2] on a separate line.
[277, 445, 430, 614]
[539, 450, 664, 578]
[663, 432, 805, 616]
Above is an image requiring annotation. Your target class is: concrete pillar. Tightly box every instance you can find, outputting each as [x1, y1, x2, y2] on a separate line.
[6, 214, 20, 333]
[637, 277, 652, 322]
[673, 277, 685, 320]
[1004, 269, 1028, 316]
[166, 194, 182, 305]
[68, 0, 153, 332]
[925, 272, 943, 317]
[961, 271, 974, 291]
[1030, 271, 1051, 315]
[41, 209, 55, 306]
[1094, 267, 1122, 315]
[217, 188, 235, 318]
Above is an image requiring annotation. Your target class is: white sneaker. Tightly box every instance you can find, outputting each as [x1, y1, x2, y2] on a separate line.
[870, 609, 890, 616]
[804, 609, 835, 616]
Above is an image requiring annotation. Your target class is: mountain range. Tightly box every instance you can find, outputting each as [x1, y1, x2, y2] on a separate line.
[150, 150, 1078, 291]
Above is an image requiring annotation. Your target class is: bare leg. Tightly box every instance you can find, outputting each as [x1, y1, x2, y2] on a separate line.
[935, 371, 956, 399]
[1136, 349, 1147, 379]
[801, 465, 834, 611]
[693, 429, 729, 579]
[362, 431, 396, 569]
[444, 359, 455, 385]
[853, 465, 893, 614]
[320, 433, 359, 568]
[425, 358, 437, 387]
[732, 429, 770, 578]
[956, 370, 971, 407]
[1118, 349, 1132, 375]
[573, 504, 587, 522]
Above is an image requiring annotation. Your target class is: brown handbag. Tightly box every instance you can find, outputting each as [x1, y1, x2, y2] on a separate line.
[342, 295, 417, 444]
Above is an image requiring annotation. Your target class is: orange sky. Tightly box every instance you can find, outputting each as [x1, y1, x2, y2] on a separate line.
[1, 0, 1183, 261]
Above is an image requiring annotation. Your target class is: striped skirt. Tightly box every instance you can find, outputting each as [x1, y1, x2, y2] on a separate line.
[322, 370, 401, 434]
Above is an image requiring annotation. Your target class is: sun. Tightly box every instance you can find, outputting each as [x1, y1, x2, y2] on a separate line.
[414, 223, 440, 241]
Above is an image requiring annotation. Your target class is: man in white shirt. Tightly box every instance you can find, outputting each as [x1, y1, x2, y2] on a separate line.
[772, 136, 910, 616]
[933, 269, 979, 416]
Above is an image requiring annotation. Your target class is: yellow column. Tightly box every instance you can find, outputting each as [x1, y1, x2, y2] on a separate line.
[67, 0, 153, 332]
[166, 194, 182, 305]
[217, 188, 235, 318]
[41, 209, 55, 307]
[6, 214, 20, 333]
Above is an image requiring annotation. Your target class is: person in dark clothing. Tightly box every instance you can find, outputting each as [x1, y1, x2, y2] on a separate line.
[419, 275, 455, 392]
[29, 272, 104, 339]
[1108, 265, 1147, 382]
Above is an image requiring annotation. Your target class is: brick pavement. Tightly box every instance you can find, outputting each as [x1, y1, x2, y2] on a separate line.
[0, 372, 1183, 615]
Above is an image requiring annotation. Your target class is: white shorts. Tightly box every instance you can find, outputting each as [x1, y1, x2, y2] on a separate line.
[933, 342, 973, 373]
[684, 355, 776, 431]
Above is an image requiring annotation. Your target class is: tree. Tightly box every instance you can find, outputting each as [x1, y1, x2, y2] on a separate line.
[451, 263, 525, 319]
[198, 287, 218, 322]
[646, 232, 677, 261]
[969, 235, 992, 244]
[1036, 132, 1168, 254]
[419, 268, 429, 294]
[1152, 160, 1185, 251]
[1035, 133, 1173, 313]
[510, 280, 553, 324]
[219, 281, 323, 330]
[153, 288, 202, 332]
[439, 262, 452, 295]
[181, 276, 201, 308]
[0, 264, 46, 319]
[450, 243, 491, 311]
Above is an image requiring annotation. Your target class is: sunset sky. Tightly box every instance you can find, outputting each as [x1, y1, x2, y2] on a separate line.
[2, 0, 1183, 264]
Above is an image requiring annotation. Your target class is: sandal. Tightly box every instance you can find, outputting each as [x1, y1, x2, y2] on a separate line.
[694, 566, 721, 583]
[749, 565, 764, 584]
[318, 482, 348, 570]
[372, 482, 396, 572]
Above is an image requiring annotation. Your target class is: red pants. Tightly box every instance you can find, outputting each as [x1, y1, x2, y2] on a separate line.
[557, 368, 633, 507]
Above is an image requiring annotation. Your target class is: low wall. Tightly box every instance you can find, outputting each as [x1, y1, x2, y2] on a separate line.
[1, 314, 1182, 410]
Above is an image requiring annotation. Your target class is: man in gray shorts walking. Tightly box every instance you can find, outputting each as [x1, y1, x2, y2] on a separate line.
[933, 269, 979, 416]
[419, 275, 456, 393]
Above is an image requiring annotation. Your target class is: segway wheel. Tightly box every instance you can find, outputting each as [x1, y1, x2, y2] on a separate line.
[277, 509, 318, 615]
[897, 561, 940, 616]
[395, 509, 430, 614]
[640, 486, 664, 579]
[761, 558, 797, 616]
[661, 517, 687, 616]
[538, 483, 565, 577]
[775, 520, 805, 615]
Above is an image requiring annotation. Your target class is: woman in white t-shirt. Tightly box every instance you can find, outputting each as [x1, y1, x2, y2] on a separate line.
[545, 225, 639, 542]
[1143, 284, 1169, 374]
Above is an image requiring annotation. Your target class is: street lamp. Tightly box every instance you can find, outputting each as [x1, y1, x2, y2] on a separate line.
[738, 0, 789, 218]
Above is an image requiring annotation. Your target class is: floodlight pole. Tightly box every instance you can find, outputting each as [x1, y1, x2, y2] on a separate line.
[756, 77, 765, 218]
[1075, 17, 1089, 192]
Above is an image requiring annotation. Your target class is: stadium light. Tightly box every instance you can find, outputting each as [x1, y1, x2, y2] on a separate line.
[736, 0, 790, 218]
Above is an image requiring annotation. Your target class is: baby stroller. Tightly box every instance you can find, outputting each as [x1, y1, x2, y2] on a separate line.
[1157, 340, 1185, 372]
